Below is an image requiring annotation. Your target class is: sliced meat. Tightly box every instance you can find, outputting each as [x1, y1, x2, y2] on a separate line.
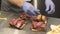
[32, 21, 45, 29]
[10, 19, 17, 25]
[32, 21, 38, 29]
[40, 24, 46, 28]
[15, 20, 24, 28]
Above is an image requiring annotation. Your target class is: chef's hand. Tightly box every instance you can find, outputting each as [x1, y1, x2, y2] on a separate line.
[22, 2, 40, 16]
[45, 0, 55, 14]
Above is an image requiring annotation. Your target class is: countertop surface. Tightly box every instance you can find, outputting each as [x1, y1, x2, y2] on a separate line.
[0, 11, 60, 34]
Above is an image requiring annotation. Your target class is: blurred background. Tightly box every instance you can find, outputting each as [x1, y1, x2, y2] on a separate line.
[0, 0, 1, 10]
[0, 0, 60, 18]
[37, 0, 60, 18]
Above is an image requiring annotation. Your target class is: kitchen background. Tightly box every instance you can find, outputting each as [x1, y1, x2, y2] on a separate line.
[0, 0, 60, 18]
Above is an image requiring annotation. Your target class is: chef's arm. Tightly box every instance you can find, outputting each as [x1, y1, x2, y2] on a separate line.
[8, 0, 25, 7]
[8, 0, 40, 16]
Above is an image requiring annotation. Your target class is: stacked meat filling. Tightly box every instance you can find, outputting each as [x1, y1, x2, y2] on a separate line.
[10, 13, 31, 29]
[31, 15, 47, 31]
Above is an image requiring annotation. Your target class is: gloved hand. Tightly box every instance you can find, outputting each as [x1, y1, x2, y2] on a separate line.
[45, 0, 55, 14]
[22, 2, 40, 16]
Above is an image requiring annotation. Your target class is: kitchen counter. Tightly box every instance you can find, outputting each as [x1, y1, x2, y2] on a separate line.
[0, 11, 60, 34]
